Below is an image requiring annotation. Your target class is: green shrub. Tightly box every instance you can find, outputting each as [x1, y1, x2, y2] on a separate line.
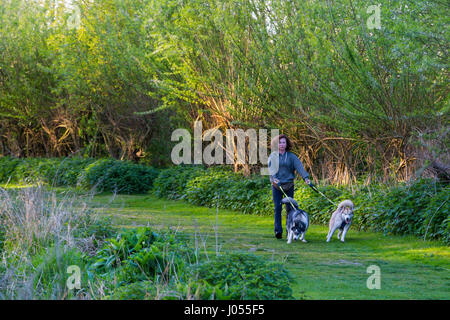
[0, 157, 158, 193]
[107, 280, 156, 299]
[89, 226, 193, 285]
[49, 158, 96, 186]
[0, 156, 20, 183]
[184, 166, 271, 214]
[191, 252, 296, 300]
[184, 167, 236, 207]
[371, 179, 449, 243]
[419, 189, 450, 242]
[90, 226, 159, 274]
[174, 279, 231, 300]
[89, 226, 196, 299]
[153, 164, 206, 199]
[7, 157, 48, 183]
[81, 159, 159, 194]
[0, 156, 96, 186]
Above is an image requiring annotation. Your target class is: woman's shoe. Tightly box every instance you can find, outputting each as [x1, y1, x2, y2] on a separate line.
[275, 232, 282, 239]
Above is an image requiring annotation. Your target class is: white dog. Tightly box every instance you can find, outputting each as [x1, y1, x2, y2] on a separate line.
[326, 200, 354, 243]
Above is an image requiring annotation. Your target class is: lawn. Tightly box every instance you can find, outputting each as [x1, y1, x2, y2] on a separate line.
[85, 192, 450, 300]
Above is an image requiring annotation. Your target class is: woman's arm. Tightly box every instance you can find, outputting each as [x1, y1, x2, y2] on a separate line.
[292, 154, 310, 184]
[268, 153, 280, 186]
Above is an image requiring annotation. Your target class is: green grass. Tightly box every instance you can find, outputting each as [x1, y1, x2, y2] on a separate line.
[84, 192, 450, 300]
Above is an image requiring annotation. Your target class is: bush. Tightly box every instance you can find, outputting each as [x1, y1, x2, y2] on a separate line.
[81, 159, 159, 194]
[174, 279, 230, 300]
[89, 227, 193, 286]
[0, 157, 159, 193]
[420, 189, 450, 242]
[371, 179, 449, 243]
[89, 226, 160, 275]
[88, 227, 296, 300]
[107, 278, 229, 300]
[0, 185, 118, 299]
[184, 166, 271, 214]
[48, 158, 96, 186]
[108, 280, 156, 300]
[184, 166, 237, 207]
[191, 252, 296, 300]
[0, 156, 96, 186]
[152, 164, 206, 199]
[0, 156, 20, 183]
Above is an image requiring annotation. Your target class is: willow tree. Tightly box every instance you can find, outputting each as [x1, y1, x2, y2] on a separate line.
[148, 0, 448, 183]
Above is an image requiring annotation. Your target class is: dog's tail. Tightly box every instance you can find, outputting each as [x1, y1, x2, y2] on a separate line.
[281, 197, 299, 209]
[338, 200, 354, 210]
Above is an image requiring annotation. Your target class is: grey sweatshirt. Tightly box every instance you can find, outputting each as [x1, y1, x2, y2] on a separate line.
[268, 151, 309, 184]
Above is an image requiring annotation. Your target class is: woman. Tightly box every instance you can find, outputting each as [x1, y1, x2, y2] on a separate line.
[268, 134, 310, 239]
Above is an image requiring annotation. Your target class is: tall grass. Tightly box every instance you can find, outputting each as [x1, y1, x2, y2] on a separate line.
[1, 184, 91, 254]
[0, 184, 114, 299]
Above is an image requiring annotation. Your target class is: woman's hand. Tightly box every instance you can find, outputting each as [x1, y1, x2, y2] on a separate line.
[304, 178, 310, 185]
[271, 178, 280, 187]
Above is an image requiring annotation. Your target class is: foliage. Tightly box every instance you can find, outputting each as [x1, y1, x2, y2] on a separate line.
[107, 280, 156, 300]
[191, 251, 296, 300]
[72, 214, 117, 253]
[182, 166, 271, 215]
[87, 226, 297, 300]
[0, 157, 21, 183]
[0, 156, 95, 186]
[30, 245, 88, 299]
[89, 226, 160, 274]
[89, 226, 193, 289]
[0, 0, 447, 181]
[81, 159, 159, 194]
[0, 185, 117, 299]
[0, 156, 160, 194]
[152, 164, 206, 199]
[371, 179, 449, 241]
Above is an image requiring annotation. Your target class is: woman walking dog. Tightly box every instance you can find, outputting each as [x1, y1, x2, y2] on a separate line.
[268, 134, 310, 239]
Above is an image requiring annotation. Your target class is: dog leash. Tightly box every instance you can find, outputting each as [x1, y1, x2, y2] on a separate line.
[277, 182, 338, 208]
[308, 183, 339, 207]
[277, 184, 297, 211]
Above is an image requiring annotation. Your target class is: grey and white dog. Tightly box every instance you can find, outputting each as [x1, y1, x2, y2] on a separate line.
[326, 200, 354, 243]
[281, 197, 309, 244]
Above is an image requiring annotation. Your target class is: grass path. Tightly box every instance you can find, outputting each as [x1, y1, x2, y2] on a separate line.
[87, 193, 450, 300]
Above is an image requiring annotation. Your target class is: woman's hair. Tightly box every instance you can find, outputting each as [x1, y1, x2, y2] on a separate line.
[271, 134, 292, 151]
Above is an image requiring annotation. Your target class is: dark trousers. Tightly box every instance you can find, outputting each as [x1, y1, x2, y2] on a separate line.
[272, 185, 294, 235]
